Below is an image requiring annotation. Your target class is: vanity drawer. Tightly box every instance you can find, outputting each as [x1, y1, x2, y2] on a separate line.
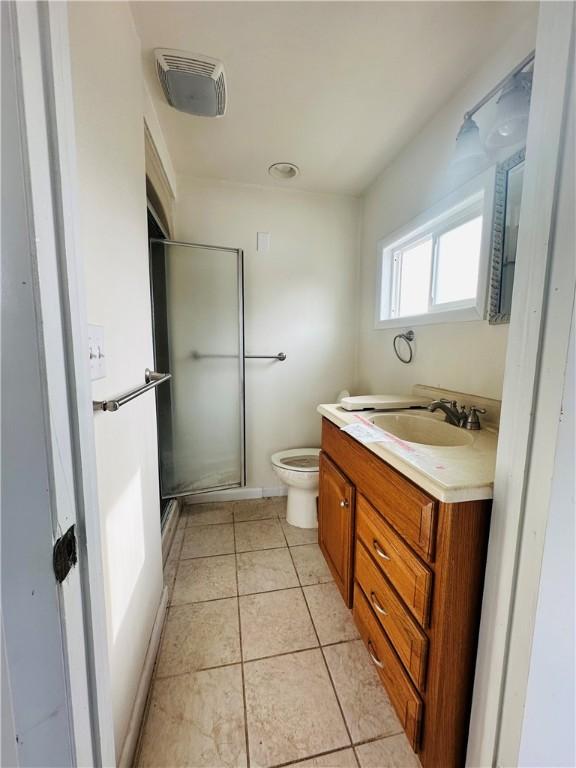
[353, 584, 423, 751]
[355, 540, 428, 691]
[322, 418, 437, 560]
[356, 494, 433, 627]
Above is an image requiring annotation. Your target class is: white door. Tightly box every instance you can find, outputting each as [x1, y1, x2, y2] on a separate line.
[1, 3, 114, 765]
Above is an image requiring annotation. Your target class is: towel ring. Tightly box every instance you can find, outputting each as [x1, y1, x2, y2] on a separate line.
[393, 330, 415, 364]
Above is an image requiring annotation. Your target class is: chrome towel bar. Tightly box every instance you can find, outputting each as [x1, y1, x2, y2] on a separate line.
[93, 369, 171, 412]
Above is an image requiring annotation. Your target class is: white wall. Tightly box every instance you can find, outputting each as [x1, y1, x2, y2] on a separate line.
[175, 179, 360, 490]
[68, 2, 163, 755]
[356, 19, 538, 400]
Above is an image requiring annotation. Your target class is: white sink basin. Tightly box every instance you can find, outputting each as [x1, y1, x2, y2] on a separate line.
[368, 413, 474, 447]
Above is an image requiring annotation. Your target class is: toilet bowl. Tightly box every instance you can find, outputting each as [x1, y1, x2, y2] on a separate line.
[271, 448, 320, 529]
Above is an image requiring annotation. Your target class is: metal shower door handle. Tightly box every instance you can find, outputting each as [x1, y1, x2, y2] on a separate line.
[191, 351, 286, 361]
[245, 352, 286, 361]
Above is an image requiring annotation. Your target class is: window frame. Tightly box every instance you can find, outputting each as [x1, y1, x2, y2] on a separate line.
[375, 168, 496, 330]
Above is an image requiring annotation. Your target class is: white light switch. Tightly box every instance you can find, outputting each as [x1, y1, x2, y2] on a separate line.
[257, 231, 271, 253]
[88, 325, 106, 380]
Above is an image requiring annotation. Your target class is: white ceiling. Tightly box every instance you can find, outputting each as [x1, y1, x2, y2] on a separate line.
[131, 2, 536, 195]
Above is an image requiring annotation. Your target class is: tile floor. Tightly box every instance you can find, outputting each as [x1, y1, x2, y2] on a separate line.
[136, 497, 421, 768]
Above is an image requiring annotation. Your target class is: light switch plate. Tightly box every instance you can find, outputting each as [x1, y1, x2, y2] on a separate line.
[257, 231, 271, 253]
[88, 325, 106, 380]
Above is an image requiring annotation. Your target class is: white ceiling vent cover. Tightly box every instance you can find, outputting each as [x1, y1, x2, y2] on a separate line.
[155, 48, 227, 117]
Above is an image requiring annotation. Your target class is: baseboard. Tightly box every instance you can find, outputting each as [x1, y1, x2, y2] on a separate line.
[161, 498, 180, 565]
[185, 486, 287, 504]
[118, 585, 169, 768]
[261, 487, 288, 498]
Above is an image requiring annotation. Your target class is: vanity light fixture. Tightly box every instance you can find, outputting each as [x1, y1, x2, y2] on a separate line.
[268, 162, 300, 180]
[485, 70, 533, 148]
[454, 50, 534, 162]
[453, 117, 489, 165]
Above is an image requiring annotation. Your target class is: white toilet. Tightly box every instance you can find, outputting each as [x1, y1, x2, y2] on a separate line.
[271, 448, 320, 529]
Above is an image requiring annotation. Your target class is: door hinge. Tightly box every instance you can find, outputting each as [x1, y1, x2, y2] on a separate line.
[53, 525, 77, 583]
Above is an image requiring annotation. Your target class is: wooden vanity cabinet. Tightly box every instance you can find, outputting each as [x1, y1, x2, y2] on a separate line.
[318, 417, 491, 768]
[318, 452, 355, 606]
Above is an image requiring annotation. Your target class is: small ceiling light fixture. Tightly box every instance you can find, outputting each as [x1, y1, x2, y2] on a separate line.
[268, 162, 300, 180]
[454, 50, 534, 164]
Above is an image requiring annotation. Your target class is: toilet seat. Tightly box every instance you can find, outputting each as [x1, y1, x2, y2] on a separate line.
[271, 448, 320, 472]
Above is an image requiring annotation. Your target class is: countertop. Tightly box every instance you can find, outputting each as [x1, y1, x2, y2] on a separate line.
[318, 403, 498, 503]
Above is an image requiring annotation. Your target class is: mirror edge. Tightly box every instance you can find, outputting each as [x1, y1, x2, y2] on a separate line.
[488, 147, 526, 325]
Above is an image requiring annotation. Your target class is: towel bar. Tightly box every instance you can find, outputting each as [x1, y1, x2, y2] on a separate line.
[93, 369, 171, 412]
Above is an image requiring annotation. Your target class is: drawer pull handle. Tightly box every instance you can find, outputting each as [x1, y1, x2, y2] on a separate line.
[373, 539, 390, 561]
[367, 640, 384, 669]
[370, 591, 388, 616]
[340, 499, 349, 508]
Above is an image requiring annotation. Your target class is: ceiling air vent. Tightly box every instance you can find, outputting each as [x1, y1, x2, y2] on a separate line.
[155, 48, 227, 117]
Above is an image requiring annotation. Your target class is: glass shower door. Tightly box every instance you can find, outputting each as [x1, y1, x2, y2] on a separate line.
[149, 240, 245, 497]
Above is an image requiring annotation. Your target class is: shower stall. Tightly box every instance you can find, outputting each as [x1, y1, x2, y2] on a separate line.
[149, 238, 246, 498]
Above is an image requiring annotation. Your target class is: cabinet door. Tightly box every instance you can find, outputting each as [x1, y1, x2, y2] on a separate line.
[318, 452, 355, 606]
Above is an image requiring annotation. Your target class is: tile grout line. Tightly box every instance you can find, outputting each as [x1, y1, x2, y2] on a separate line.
[319, 634, 357, 751]
[267, 730, 408, 768]
[354, 730, 406, 747]
[234, 513, 279, 523]
[178, 537, 321, 563]
[154, 642, 323, 683]
[290, 538, 357, 755]
[284, 526, 355, 753]
[268, 745, 358, 768]
[167, 585, 304, 612]
[295, 537, 407, 762]
[286, 525, 376, 757]
[181, 499, 284, 528]
[170, 580, 315, 609]
[180, 508, 235, 529]
[154, 634, 369, 683]
[322, 634, 407, 749]
[180, 547, 237, 561]
[234, 515, 251, 768]
[351, 729, 410, 768]
[316, 607, 403, 754]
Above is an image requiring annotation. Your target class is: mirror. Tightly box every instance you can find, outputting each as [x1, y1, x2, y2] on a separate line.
[489, 148, 525, 324]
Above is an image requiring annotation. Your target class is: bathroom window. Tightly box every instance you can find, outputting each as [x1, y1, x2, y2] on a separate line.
[376, 170, 495, 328]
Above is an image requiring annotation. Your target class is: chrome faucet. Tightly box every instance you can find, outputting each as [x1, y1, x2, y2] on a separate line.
[427, 399, 487, 430]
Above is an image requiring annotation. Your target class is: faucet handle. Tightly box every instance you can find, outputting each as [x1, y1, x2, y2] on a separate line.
[465, 405, 487, 430]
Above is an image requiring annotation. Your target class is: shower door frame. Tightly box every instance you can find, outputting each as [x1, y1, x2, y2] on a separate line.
[149, 237, 246, 497]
